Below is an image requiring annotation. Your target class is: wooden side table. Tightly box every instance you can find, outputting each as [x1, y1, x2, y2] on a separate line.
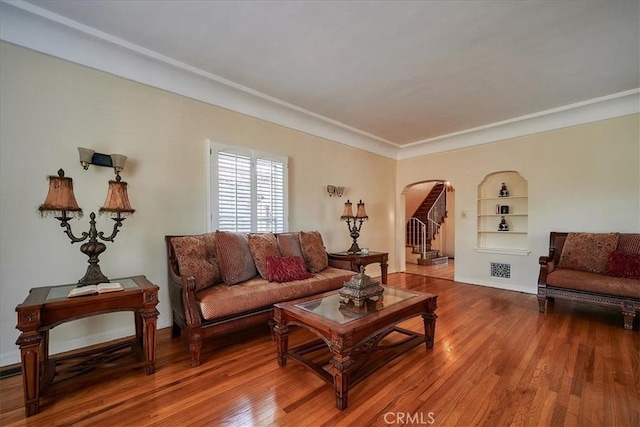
[328, 251, 388, 284]
[15, 275, 159, 417]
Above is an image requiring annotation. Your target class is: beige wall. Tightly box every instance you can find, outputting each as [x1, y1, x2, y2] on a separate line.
[396, 114, 640, 293]
[0, 43, 396, 364]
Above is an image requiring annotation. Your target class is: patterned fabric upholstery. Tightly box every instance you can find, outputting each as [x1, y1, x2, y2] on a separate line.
[617, 233, 640, 255]
[605, 250, 640, 279]
[171, 234, 222, 291]
[276, 232, 304, 258]
[557, 232, 619, 273]
[196, 267, 353, 320]
[266, 256, 312, 282]
[299, 230, 329, 273]
[548, 268, 640, 298]
[215, 231, 258, 285]
[248, 233, 281, 279]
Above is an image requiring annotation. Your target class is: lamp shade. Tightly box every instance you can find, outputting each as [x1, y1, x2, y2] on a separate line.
[99, 179, 135, 215]
[355, 200, 368, 219]
[341, 199, 354, 219]
[38, 169, 83, 217]
[110, 154, 127, 172]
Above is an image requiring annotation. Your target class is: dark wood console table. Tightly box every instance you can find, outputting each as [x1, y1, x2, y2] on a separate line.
[15, 275, 159, 417]
[328, 251, 388, 284]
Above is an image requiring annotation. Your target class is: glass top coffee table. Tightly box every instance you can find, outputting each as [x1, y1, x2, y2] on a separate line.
[273, 286, 438, 410]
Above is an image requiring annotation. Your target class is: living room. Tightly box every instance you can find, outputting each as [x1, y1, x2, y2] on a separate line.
[1, 1, 638, 425]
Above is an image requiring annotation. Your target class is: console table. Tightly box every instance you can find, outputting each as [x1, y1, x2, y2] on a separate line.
[15, 275, 159, 417]
[328, 251, 388, 284]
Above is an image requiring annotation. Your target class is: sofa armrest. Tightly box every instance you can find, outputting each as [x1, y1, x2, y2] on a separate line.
[182, 276, 203, 328]
[538, 248, 556, 286]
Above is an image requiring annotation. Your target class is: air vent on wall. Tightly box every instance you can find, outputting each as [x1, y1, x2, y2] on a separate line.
[491, 262, 511, 279]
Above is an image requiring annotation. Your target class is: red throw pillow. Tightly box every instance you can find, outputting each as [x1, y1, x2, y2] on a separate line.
[605, 250, 640, 279]
[266, 256, 313, 283]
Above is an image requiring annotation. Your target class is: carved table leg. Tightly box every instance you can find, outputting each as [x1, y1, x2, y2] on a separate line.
[273, 308, 289, 367]
[17, 330, 43, 417]
[331, 351, 353, 410]
[622, 302, 637, 331]
[422, 311, 438, 349]
[380, 260, 388, 285]
[142, 308, 159, 375]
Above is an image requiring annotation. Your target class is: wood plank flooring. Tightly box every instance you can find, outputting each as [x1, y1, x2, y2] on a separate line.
[405, 259, 455, 281]
[1, 273, 638, 426]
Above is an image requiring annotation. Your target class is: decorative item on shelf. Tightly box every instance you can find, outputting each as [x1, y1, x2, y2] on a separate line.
[38, 162, 135, 287]
[326, 185, 345, 197]
[499, 182, 509, 197]
[498, 216, 509, 231]
[341, 199, 368, 253]
[500, 205, 509, 214]
[339, 266, 384, 307]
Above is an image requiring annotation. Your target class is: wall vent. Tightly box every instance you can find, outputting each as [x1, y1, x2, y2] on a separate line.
[491, 262, 511, 279]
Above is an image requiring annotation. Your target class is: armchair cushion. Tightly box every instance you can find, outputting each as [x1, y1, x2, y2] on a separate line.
[605, 250, 640, 280]
[557, 232, 619, 273]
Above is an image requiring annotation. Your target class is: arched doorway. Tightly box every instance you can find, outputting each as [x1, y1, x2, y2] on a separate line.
[402, 180, 455, 280]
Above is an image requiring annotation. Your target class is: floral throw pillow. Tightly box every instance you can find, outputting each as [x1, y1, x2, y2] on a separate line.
[299, 231, 328, 273]
[266, 256, 313, 283]
[248, 233, 282, 279]
[171, 235, 222, 291]
[557, 232, 619, 273]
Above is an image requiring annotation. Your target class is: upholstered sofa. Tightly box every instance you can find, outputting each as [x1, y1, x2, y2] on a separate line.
[165, 230, 355, 366]
[538, 232, 640, 330]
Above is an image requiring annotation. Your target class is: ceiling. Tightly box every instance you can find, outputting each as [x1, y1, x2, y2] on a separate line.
[6, 0, 640, 153]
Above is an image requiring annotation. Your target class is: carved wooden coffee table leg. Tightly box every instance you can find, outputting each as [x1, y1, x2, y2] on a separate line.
[331, 351, 353, 410]
[273, 308, 289, 366]
[422, 311, 438, 349]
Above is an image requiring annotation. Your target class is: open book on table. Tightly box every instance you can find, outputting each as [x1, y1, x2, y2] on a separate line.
[68, 282, 124, 298]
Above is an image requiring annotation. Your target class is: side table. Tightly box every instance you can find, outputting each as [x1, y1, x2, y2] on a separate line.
[15, 275, 159, 417]
[328, 251, 388, 284]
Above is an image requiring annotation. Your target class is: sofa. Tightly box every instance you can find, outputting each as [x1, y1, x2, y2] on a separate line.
[165, 230, 356, 366]
[537, 232, 640, 330]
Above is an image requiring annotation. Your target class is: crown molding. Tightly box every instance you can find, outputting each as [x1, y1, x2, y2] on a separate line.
[2, 0, 637, 162]
[396, 89, 640, 160]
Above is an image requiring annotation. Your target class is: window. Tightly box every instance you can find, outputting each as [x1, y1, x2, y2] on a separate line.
[210, 142, 288, 233]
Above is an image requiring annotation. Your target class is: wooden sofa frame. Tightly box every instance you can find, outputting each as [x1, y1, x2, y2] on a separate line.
[537, 232, 640, 330]
[165, 235, 350, 366]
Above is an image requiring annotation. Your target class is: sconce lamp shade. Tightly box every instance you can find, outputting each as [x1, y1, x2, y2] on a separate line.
[355, 200, 368, 219]
[110, 154, 127, 172]
[78, 147, 95, 170]
[99, 179, 135, 215]
[341, 199, 354, 219]
[38, 169, 83, 217]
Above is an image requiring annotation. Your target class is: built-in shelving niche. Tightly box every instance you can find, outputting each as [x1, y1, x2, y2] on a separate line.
[477, 171, 530, 255]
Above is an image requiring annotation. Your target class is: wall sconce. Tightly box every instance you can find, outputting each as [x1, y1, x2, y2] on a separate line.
[340, 199, 368, 253]
[78, 147, 128, 177]
[327, 185, 345, 197]
[38, 168, 135, 286]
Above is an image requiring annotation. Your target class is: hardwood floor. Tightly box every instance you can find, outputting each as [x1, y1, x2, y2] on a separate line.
[1, 273, 638, 426]
[405, 259, 455, 281]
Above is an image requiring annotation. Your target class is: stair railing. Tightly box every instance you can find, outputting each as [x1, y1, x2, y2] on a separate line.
[407, 217, 427, 259]
[426, 186, 446, 241]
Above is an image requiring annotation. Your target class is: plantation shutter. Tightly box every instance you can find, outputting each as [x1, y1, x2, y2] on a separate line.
[217, 152, 252, 232]
[256, 158, 285, 233]
[212, 143, 288, 233]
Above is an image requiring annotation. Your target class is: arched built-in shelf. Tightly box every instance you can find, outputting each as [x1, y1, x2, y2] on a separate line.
[477, 171, 530, 255]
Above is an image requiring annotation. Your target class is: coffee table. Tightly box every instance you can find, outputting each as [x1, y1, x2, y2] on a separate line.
[273, 286, 437, 410]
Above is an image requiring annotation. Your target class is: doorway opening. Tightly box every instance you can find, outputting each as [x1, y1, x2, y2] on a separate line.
[403, 180, 455, 280]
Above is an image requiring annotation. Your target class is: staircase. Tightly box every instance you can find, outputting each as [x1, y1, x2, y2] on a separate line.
[406, 182, 449, 265]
